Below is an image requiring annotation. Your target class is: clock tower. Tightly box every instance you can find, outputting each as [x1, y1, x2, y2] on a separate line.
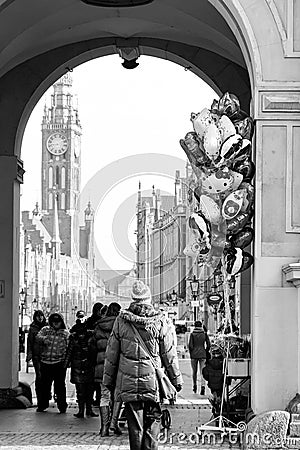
[41, 73, 81, 256]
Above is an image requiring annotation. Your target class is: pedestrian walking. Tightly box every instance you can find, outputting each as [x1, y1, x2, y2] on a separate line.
[103, 280, 183, 450]
[26, 310, 47, 406]
[188, 320, 210, 395]
[89, 302, 122, 436]
[35, 313, 69, 413]
[86, 302, 104, 406]
[64, 310, 98, 418]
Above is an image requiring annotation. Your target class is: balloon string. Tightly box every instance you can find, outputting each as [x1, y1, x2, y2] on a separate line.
[221, 255, 233, 334]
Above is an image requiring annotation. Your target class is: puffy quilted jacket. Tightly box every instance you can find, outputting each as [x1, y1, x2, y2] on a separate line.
[88, 315, 117, 383]
[102, 303, 183, 403]
[36, 326, 69, 364]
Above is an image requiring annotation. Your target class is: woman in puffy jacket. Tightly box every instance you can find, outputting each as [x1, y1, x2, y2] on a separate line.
[89, 302, 121, 436]
[103, 281, 183, 450]
[36, 313, 69, 413]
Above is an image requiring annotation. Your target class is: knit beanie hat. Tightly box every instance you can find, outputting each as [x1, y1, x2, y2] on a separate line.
[131, 280, 152, 304]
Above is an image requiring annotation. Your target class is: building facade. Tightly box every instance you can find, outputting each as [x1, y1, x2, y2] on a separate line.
[20, 76, 105, 327]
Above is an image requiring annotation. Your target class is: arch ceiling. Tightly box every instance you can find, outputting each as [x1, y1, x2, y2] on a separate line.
[0, 0, 251, 156]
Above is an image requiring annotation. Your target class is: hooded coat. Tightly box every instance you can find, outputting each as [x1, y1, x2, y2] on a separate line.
[89, 315, 117, 383]
[188, 326, 210, 359]
[102, 303, 183, 403]
[26, 311, 47, 362]
[64, 323, 94, 384]
[202, 357, 224, 392]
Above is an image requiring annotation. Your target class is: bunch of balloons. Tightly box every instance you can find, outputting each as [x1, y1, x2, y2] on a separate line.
[180, 92, 255, 278]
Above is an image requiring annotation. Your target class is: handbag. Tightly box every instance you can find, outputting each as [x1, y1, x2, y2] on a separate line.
[130, 323, 177, 402]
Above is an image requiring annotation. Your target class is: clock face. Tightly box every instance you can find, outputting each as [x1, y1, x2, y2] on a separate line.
[46, 133, 68, 155]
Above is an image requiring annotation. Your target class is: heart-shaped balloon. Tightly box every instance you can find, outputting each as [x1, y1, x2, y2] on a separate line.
[231, 227, 254, 248]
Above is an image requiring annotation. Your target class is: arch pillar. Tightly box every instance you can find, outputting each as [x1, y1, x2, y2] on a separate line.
[252, 86, 300, 413]
[0, 155, 23, 390]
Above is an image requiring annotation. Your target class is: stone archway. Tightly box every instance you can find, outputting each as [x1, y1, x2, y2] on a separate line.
[0, 0, 299, 414]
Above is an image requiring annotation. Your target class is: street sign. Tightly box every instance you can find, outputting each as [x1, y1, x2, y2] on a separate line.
[207, 293, 222, 306]
[191, 300, 199, 307]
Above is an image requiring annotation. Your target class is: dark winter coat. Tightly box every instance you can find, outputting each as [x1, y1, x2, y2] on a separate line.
[89, 315, 117, 383]
[26, 311, 47, 362]
[202, 357, 224, 392]
[26, 321, 45, 363]
[102, 303, 183, 403]
[188, 326, 210, 359]
[64, 324, 94, 384]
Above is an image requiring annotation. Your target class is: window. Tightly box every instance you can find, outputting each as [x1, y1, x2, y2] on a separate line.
[49, 193, 53, 209]
[56, 166, 60, 187]
[49, 167, 53, 188]
[61, 167, 66, 189]
[61, 193, 65, 210]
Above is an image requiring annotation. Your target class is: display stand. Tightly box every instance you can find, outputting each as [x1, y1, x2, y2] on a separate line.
[198, 336, 241, 433]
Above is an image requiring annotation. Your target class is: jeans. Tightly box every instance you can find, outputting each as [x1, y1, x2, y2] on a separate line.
[125, 401, 161, 450]
[39, 362, 67, 411]
[191, 358, 206, 388]
[32, 359, 42, 405]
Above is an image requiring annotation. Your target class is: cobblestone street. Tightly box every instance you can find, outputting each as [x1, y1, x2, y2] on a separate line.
[0, 358, 241, 449]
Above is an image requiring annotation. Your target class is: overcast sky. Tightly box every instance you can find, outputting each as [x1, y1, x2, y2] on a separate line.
[20, 55, 217, 270]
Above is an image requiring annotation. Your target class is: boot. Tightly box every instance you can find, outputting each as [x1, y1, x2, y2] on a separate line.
[74, 402, 84, 418]
[86, 405, 99, 417]
[109, 401, 123, 435]
[99, 406, 110, 436]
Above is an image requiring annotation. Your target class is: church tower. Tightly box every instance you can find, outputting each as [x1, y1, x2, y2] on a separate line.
[41, 73, 81, 257]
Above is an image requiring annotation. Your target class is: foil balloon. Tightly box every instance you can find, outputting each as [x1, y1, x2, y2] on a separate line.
[234, 116, 254, 140]
[216, 136, 251, 167]
[189, 212, 211, 249]
[217, 115, 236, 142]
[215, 92, 240, 118]
[199, 195, 221, 224]
[231, 227, 254, 249]
[202, 123, 222, 160]
[226, 209, 253, 234]
[179, 132, 210, 167]
[184, 236, 201, 258]
[233, 158, 255, 182]
[226, 247, 243, 275]
[191, 108, 214, 139]
[239, 182, 255, 211]
[222, 189, 245, 220]
[200, 167, 235, 195]
[237, 251, 254, 274]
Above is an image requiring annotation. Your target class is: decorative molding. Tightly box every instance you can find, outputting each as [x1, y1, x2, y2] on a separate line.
[282, 262, 300, 288]
[286, 124, 300, 233]
[262, 92, 300, 113]
[267, 0, 300, 57]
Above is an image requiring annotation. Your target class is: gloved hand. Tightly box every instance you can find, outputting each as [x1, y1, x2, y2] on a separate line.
[175, 384, 182, 392]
